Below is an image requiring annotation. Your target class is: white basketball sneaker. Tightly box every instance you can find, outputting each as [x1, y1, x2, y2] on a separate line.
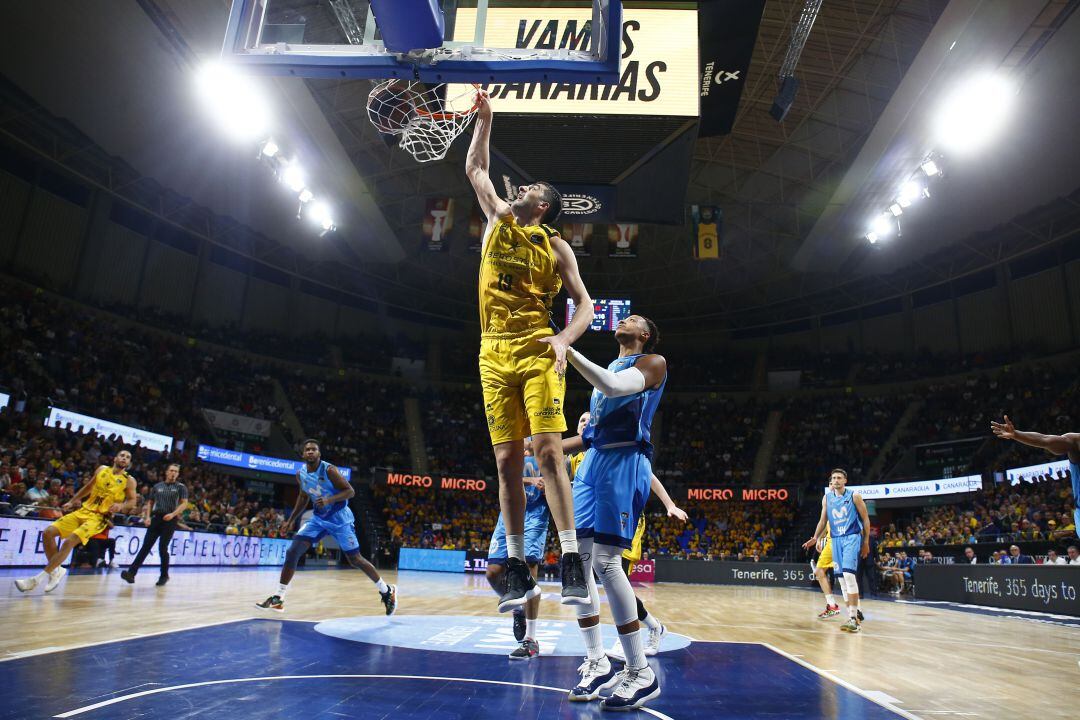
[644, 623, 666, 656]
[14, 574, 42, 593]
[43, 567, 68, 593]
[605, 638, 626, 663]
[602, 664, 661, 711]
[568, 655, 618, 702]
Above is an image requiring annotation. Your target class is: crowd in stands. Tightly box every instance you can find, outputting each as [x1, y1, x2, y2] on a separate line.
[642, 499, 795, 559]
[0, 410, 291, 539]
[657, 397, 762, 484]
[421, 386, 491, 477]
[880, 471, 1077, 548]
[373, 484, 496, 552]
[283, 374, 408, 474]
[772, 393, 909, 488]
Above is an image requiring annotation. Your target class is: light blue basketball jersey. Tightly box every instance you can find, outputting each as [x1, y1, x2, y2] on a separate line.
[582, 354, 667, 459]
[826, 488, 862, 537]
[298, 460, 347, 519]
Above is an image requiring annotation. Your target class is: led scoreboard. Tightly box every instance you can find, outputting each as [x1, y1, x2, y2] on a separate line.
[566, 298, 632, 332]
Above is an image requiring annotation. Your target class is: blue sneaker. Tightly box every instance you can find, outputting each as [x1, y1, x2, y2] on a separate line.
[601, 665, 660, 712]
[568, 656, 618, 702]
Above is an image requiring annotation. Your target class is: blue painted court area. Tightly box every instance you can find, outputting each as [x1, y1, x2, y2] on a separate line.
[0, 617, 904, 720]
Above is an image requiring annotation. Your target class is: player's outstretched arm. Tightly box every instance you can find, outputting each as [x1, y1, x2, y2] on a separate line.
[567, 347, 665, 398]
[562, 434, 585, 454]
[650, 474, 687, 521]
[991, 416, 1080, 461]
[465, 92, 511, 221]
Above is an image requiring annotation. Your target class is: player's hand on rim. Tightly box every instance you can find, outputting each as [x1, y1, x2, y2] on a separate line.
[990, 415, 1016, 440]
[538, 335, 569, 376]
[474, 90, 492, 121]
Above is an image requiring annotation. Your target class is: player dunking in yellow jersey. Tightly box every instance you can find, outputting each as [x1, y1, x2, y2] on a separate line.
[466, 91, 594, 610]
[15, 449, 137, 593]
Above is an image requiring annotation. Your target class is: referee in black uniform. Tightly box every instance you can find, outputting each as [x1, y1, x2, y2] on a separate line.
[121, 463, 189, 586]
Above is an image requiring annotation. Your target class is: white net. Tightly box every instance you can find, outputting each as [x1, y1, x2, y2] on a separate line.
[366, 80, 479, 163]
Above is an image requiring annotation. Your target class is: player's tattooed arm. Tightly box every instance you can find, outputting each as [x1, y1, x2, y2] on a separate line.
[465, 92, 511, 222]
[991, 415, 1080, 461]
[113, 477, 137, 514]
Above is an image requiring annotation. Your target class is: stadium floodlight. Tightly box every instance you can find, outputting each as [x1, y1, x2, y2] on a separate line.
[869, 213, 893, 240]
[310, 201, 335, 232]
[889, 203, 903, 217]
[298, 188, 314, 204]
[934, 73, 1015, 154]
[194, 61, 271, 142]
[898, 179, 923, 207]
[280, 163, 306, 193]
[865, 231, 879, 244]
[920, 158, 941, 177]
[259, 139, 280, 158]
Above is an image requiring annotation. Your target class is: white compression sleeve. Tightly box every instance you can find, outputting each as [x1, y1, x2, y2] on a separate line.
[566, 348, 646, 398]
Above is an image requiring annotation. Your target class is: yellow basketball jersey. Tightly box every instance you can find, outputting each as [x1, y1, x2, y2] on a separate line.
[81, 466, 130, 514]
[478, 214, 562, 336]
[567, 451, 585, 481]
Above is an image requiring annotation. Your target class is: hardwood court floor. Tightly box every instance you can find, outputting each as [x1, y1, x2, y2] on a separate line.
[1, 566, 1077, 719]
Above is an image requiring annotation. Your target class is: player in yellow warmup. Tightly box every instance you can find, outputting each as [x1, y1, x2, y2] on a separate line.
[466, 91, 595, 610]
[14, 449, 137, 594]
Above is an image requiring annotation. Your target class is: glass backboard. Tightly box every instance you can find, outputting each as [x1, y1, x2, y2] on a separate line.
[222, 0, 621, 83]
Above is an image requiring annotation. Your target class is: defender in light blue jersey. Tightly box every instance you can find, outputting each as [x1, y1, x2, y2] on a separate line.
[486, 443, 551, 660]
[991, 416, 1080, 539]
[563, 315, 666, 712]
[256, 439, 396, 616]
[804, 469, 870, 634]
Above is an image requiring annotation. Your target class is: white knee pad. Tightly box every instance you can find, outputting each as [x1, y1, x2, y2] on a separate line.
[575, 537, 602, 620]
[842, 572, 860, 597]
[593, 543, 638, 626]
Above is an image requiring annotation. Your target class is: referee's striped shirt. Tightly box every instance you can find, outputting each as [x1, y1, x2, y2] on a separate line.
[149, 481, 188, 515]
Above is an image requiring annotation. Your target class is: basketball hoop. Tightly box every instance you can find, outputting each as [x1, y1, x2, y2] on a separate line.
[366, 80, 480, 163]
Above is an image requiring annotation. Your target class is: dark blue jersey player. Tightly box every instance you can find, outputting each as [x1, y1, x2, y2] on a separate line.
[563, 315, 667, 712]
[256, 439, 396, 615]
[992, 416, 1080, 538]
[485, 443, 550, 660]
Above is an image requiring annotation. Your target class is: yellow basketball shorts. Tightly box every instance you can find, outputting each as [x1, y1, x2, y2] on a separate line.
[818, 537, 837, 570]
[622, 516, 646, 568]
[50, 508, 110, 545]
[479, 329, 567, 445]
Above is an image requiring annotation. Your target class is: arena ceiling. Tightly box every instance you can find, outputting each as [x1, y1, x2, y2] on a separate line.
[2, 1, 1078, 332]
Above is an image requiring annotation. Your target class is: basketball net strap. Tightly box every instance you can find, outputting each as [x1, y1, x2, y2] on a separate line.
[367, 80, 479, 163]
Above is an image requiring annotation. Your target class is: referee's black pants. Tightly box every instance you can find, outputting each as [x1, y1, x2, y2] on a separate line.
[129, 514, 178, 578]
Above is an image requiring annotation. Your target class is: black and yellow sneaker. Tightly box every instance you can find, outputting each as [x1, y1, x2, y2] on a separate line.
[856, 609, 865, 622]
[512, 608, 526, 642]
[255, 594, 285, 613]
[381, 584, 398, 616]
